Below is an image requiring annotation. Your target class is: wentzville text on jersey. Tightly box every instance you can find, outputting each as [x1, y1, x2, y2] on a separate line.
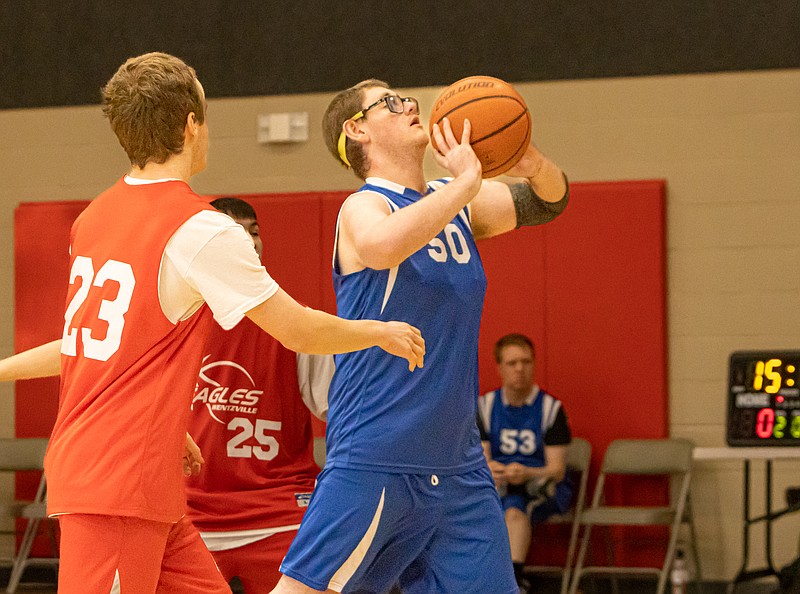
[192, 386, 263, 416]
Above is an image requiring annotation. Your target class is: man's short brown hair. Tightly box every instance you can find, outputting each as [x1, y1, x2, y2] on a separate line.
[494, 333, 535, 363]
[101, 52, 205, 168]
[322, 79, 389, 180]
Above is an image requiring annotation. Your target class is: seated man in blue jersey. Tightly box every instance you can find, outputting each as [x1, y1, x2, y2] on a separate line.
[478, 333, 573, 592]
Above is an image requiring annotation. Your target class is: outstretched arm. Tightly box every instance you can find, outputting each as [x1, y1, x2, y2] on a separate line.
[246, 289, 425, 372]
[469, 143, 569, 240]
[0, 339, 62, 382]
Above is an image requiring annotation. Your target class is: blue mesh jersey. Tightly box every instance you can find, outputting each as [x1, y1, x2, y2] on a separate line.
[477, 387, 569, 467]
[326, 177, 488, 475]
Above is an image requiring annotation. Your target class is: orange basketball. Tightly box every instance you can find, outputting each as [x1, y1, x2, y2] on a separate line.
[429, 75, 531, 178]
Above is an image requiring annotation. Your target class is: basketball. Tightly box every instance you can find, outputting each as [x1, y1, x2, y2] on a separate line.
[429, 75, 531, 178]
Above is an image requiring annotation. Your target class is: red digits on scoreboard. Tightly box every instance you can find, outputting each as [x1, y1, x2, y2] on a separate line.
[755, 408, 775, 439]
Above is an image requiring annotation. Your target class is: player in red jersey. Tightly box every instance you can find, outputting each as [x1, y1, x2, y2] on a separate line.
[187, 197, 334, 593]
[1, 197, 333, 594]
[2, 52, 425, 594]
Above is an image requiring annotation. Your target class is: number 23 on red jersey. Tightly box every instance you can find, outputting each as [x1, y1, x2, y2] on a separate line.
[61, 256, 136, 362]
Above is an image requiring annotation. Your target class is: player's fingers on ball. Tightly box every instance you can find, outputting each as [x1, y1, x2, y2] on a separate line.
[442, 117, 458, 146]
[461, 118, 472, 144]
[431, 123, 447, 154]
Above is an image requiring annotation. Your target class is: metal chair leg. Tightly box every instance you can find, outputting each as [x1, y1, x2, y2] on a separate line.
[569, 523, 593, 594]
[561, 519, 583, 594]
[6, 517, 41, 594]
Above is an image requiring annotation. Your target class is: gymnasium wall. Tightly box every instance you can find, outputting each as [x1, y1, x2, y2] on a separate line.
[1, 2, 798, 109]
[1, 69, 799, 578]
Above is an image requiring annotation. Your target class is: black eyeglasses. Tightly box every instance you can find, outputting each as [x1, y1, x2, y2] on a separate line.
[338, 95, 420, 166]
[358, 95, 419, 119]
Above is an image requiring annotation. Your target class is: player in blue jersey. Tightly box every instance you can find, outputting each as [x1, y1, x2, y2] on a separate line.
[272, 80, 570, 594]
[478, 333, 572, 593]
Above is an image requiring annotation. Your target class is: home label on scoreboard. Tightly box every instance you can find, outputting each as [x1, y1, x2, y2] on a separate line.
[727, 350, 800, 447]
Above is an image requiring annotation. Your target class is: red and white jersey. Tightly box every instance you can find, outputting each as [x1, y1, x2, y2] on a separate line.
[46, 178, 278, 523]
[46, 179, 216, 522]
[186, 317, 325, 533]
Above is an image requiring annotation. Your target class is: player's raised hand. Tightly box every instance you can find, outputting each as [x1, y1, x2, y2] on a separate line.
[431, 117, 482, 186]
[378, 322, 425, 372]
[504, 142, 568, 202]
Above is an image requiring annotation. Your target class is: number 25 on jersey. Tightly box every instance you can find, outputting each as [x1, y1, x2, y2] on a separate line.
[61, 256, 136, 362]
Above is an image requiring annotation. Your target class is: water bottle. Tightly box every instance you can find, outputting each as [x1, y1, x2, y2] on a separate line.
[670, 549, 689, 594]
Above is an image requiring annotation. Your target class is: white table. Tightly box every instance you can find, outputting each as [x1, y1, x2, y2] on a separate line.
[693, 447, 800, 591]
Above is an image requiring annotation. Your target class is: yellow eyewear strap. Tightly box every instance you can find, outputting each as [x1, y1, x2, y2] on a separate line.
[337, 109, 365, 168]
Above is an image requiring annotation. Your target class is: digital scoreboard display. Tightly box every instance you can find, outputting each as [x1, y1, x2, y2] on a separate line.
[727, 351, 800, 446]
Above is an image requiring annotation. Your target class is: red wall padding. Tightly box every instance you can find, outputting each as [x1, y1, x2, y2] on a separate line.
[14, 180, 667, 565]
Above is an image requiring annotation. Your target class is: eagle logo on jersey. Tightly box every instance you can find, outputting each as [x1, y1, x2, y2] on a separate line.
[192, 355, 264, 423]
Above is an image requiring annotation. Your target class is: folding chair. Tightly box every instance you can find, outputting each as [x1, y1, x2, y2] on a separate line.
[525, 437, 592, 594]
[568, 438, 699, 594]
[0, 438, 58, 593]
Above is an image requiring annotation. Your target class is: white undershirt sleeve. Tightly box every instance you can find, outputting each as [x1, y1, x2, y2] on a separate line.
[159, 210, 279, 329]
[296, 352, 335, 421]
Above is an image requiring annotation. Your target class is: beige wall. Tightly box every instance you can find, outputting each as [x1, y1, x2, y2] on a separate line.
[1, 69, 799, 578]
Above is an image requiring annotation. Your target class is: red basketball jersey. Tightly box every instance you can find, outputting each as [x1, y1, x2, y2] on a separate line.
[186, 317, 319, 532]
[45, 178, 215, 523]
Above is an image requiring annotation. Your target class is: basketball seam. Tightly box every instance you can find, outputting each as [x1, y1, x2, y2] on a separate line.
[483, 120, 532, 176]
[432, 94, 527, 130]
[483, 140, 527, 176]
[471, 109, 529, 145]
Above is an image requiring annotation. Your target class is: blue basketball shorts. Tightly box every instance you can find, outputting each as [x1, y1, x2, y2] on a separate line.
[502, 489, 562, 524]
[280, 465, 518, 594]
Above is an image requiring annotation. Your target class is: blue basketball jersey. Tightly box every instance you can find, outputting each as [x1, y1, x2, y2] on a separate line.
[478, 387, 562, 467]
[326, 177, 487, 474]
